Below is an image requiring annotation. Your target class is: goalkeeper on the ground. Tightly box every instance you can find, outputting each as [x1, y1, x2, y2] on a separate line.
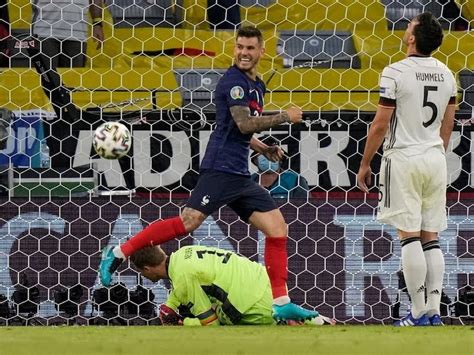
[130, 245, 335, 326]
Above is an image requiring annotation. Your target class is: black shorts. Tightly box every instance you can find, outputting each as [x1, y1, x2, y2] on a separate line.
[186, 170, 277, 222]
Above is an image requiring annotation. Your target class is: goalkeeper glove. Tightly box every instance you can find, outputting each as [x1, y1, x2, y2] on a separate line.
[159, 304, 183, 325]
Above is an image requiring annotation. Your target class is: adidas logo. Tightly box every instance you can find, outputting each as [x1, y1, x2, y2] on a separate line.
[430, 289, 440, 295]
[201, 195, 210, 206]
[416, 285, 425, 293]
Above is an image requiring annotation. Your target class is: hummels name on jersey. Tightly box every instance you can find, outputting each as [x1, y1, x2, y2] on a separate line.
[415, 72, 445, 82]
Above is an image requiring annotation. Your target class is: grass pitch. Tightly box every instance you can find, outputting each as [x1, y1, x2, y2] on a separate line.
[0, 325, 472, 355]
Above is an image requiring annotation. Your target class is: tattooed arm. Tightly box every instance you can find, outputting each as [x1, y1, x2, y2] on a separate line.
[230, 106, 303, 134]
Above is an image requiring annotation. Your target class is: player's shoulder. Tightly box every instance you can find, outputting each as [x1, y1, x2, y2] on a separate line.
[383, 58, 416, 77]
[218, 66, 249, 92]
[221, 65, 247, 83]
[432, 58, 456, 77]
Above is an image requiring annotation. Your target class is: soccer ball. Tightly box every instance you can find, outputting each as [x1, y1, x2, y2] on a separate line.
[93, 122, 131, 159]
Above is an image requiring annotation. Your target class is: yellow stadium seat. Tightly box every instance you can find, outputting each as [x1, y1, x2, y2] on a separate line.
[455, 0, 474, 27]
[352, 30, 474, 74]
[8, 0, 31, 30]
[263, 68, 380, 111]
[240, 0, 387, 32]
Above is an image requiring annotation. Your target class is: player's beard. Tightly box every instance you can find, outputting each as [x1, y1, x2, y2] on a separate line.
[236, 56, 257, 72]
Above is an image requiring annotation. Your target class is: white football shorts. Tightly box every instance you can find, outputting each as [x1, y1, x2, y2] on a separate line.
[377, 147, 447, 233]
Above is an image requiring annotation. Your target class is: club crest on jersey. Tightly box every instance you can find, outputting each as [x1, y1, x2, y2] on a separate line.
[230, 86, 245, 100]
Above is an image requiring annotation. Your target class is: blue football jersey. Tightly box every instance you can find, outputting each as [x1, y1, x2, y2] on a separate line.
[200, 65, 266, 175]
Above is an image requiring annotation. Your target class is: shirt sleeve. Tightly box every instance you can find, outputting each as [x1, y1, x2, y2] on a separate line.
[221, 74, 250, 108]
[165, 289, 181, 311]
[378, 66, 397, 108]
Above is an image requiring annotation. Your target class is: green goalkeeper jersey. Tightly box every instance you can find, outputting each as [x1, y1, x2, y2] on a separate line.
[165, 245, 271, 324]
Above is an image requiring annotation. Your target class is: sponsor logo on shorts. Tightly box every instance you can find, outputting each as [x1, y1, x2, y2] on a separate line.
[201, 195, 210, 206]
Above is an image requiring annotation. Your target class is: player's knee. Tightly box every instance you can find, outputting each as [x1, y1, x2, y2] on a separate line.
[266, 221, 288, 237]
[180, 208, 207, 232]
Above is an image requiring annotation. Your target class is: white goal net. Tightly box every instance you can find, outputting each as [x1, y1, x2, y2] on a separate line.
[0, 0, 472, 325]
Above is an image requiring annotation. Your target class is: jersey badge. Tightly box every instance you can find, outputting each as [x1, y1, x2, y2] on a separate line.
[230, 86, 245, 100]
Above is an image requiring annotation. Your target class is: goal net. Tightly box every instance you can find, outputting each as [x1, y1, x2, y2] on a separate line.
[0, 0, 472, 325]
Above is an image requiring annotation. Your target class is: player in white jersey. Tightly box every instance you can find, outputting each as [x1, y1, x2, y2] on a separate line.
[356, 12, 457, 327]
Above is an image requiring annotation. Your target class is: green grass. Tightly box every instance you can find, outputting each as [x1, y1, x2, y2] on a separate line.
[0, 326, 472, 355]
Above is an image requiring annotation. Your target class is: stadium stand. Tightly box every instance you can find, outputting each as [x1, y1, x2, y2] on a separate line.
[108, 0, 175, 28]
[278, 30, 361, 69]
[173, 68, 225, 111]
[455, 0, 474, 27]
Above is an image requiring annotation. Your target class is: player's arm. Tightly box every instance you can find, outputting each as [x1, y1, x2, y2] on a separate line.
[357, 105, 394, 193]
[440, 99, 456, 151]
[159, 289, 185, 325]
[230, 106, 302, 134]
[173, 275, 219, 326]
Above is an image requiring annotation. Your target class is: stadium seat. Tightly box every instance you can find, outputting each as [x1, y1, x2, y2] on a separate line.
[455, 0, 474, 26]
[263, 68, 380, 111]
[7, 0, 31, 31]
[173, 69, 226, 111]
[0, 67, 182, 111]
[352, 30, 474, 73]
[240, 0, 388, 31]
[381, 0, 443, 30]
[278, 30, 361, 69]
[2, 0, 472, 113]
[108, 0, 175, 28]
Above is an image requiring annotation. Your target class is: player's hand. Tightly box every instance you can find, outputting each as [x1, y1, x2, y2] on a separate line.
[286, 107, 303, 124]
[262, 145, 285, 162]
[357, 164, 372, 194]
[159, 304, 183, 325]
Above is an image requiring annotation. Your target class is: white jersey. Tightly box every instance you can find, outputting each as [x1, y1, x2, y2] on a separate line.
[379, 56, 457, 155]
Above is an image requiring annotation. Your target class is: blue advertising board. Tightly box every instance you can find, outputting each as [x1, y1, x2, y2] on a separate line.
[0, 110, 52, 168]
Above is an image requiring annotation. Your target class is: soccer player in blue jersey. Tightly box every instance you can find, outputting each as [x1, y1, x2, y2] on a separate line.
[99, 26, 317, 322]
[130, 245, 335, 326]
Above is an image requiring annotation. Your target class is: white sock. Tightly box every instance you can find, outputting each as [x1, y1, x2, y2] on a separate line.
[113, 246, 126, 260]
[401, 237, 427, 319]
[423, 241, 445, 317]
[273, 296, 291, 306]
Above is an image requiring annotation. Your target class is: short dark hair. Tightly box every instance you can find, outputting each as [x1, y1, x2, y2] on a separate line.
[413, 12, 444, 55]
[130, 246, 165, 269]
[236, 26, 263, 46]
